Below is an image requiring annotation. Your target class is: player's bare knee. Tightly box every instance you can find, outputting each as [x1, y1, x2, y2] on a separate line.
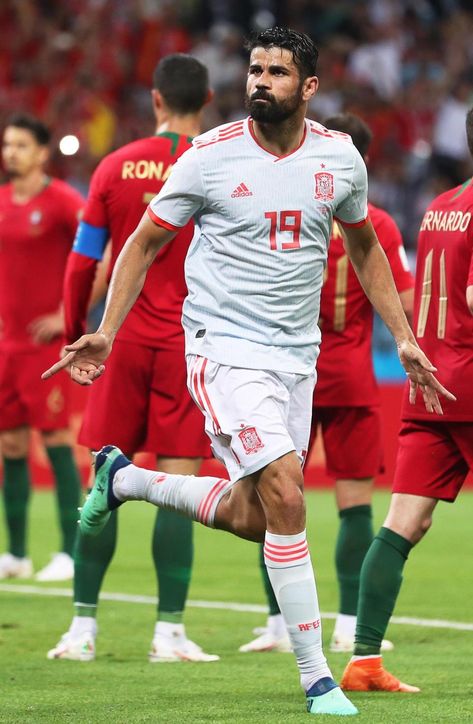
[0, 429, 30, 459]
[272, 485, 305, 519]
[42, 428, 72, 447]
[259, 460, 304, 510]
[385, 494, 436, 544]
[413, 514, 432, 543]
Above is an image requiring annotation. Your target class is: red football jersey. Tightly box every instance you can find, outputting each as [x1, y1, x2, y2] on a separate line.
[71, 133, 194, 349]
[402, 179, 473, 421]
[315, 202, 414, 406]
[0, 178, 83, 350]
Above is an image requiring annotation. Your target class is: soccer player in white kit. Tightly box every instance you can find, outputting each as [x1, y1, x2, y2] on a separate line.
[44, 28, 454, 718]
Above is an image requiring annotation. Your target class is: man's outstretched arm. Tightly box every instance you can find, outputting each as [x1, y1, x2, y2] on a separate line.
[342, 219, 456, 414]
[42, 213, 175, 385]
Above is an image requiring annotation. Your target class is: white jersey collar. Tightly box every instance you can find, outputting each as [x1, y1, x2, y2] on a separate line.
[244, 116, 309, 163]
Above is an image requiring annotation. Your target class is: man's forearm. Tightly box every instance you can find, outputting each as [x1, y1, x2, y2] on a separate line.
[351, 242, 415, 345]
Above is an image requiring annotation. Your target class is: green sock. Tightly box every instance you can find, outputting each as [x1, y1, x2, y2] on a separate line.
[354, 526, 413, 656]
[336, 504, 374, 615]
[2, 457, 30, 558]
[153, 509, 193, 624]
[46, 446, 82, 556]
[74, 509, 118, 617]
[259, 543, 280, 616]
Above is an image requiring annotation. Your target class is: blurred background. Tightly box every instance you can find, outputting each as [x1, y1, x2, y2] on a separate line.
[1, 0, 473, 376]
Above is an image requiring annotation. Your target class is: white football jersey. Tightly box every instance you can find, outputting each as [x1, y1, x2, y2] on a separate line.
[148, 117, 368, 374]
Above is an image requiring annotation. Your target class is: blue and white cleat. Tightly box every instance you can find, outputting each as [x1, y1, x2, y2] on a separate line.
[79, 445, 131, 536]
[306, 678, 358, 716]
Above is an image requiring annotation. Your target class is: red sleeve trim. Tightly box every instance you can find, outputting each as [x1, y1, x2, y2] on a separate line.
[147, 206, 182, 231]
[63, 252, 98, 344]
[334, 215, 369, 228]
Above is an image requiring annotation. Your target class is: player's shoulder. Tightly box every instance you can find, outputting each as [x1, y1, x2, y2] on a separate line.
[193, 119, 246, 152]
[47, 178, 84, 205]
[96, 137, 159, 169]
[428, 179, 473, 212]
[307, 119, 357, 156]
[95, 135, 191, 180]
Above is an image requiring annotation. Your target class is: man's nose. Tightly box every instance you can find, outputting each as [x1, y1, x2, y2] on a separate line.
[256, 71, 271, 87]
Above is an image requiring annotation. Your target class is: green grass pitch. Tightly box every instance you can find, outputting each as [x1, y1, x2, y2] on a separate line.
[1, 489, 472, 723]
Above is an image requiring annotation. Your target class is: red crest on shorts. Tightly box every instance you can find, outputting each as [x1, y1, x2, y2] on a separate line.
[314, 172, 334, 201]
[238, 426, 264, 455]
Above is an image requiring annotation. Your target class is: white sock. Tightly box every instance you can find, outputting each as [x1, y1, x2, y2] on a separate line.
[333, 613, 356, 639]
[69, 615, 97, 637]
[154, 621, 186, 642]
[264, 530, 332, 692]
[267, 613, 287, 639]
[113, 464, 233, 527]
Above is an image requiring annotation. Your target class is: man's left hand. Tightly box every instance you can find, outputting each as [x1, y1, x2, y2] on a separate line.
[397, 340, 456, 414]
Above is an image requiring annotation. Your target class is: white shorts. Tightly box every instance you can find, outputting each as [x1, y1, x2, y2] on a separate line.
[187, 355, 316, 482]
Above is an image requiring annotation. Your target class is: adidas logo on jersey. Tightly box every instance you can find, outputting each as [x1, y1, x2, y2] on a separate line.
[231, 182, 253, 198]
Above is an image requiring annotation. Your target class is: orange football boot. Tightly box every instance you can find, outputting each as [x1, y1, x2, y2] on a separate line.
[340, 656, 420, 693]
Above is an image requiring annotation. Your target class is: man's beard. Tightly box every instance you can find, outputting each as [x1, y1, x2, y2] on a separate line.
[245, 85, 303, 123]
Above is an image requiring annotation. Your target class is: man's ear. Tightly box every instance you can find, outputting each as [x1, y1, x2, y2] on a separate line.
[302, 75, 318, 103]
[151, 89, 163, 111]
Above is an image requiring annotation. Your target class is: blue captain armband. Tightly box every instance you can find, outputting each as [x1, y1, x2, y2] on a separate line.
[72, 221, 108, 260]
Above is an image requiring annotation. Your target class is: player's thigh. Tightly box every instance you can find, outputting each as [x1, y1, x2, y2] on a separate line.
[186, 356, 297, 483]
[320, 405, 383, 480]
[449, 422, 473, 478]
[79, 339, 153, 452]
[41, 428, 73, 447]
[0, 347, 29, 432]
[146, 347, 210, 459]
[393, 420, 469, 503]
[24, 341, 72, 432]
[286, 370, 316, 468]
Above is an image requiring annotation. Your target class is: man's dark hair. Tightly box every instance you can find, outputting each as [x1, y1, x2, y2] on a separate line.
[5, 113, 51, 145]
[245, 27, 318, 79]
[152, 54, 209, 114]
[324, 112, 373, 159]
[466, 107, 473, 156]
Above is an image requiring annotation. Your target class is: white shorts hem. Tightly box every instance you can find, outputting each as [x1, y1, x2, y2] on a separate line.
[231, 444, 296, 482]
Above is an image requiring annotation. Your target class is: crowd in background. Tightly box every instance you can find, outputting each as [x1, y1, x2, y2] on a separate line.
[1, 0, 473, 366]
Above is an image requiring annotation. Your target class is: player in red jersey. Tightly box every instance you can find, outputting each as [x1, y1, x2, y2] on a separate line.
[341, 107, 473, 694]
[240, 113, 415, 655]
[47, 54, 217, 663]
[0, 114, 83, 582]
